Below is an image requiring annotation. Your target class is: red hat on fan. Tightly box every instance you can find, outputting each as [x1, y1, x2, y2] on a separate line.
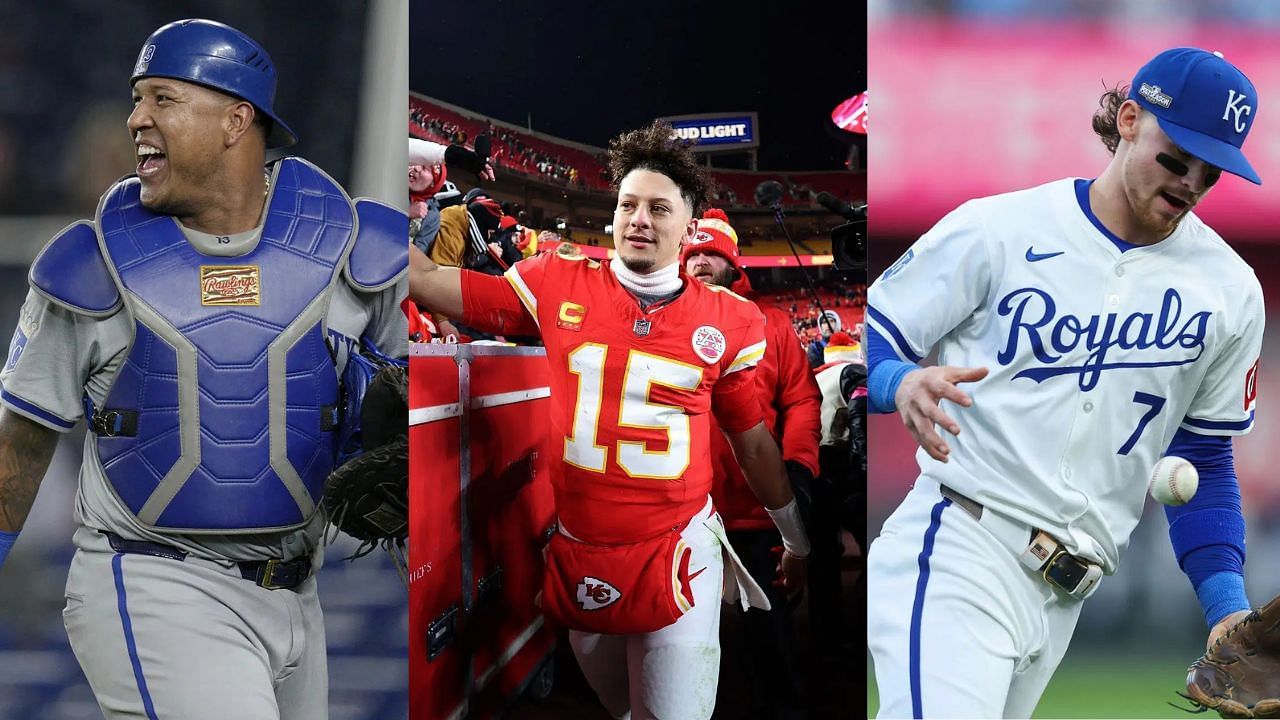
[410, 162, 446, 205]
[824, 331, 861, 364]
[827, 331, 854, 347]
[682, 208, 740, 267]
[499, 215, 518, 230]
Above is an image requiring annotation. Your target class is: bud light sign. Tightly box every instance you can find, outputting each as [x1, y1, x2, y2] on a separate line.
[662, 113, 759, 150]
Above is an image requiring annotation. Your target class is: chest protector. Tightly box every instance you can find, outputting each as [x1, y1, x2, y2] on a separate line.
[92, 158, 356, 533]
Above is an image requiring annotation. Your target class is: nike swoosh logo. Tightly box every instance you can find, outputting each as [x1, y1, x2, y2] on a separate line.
[687, 567, 707, 583]
[1025, 247, 1065, 262]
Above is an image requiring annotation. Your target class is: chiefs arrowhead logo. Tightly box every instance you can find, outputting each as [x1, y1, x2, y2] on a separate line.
[576, 576, 621, 611]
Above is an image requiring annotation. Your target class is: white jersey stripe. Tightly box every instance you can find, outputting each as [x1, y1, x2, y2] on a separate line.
[503, 265, 540, 327]
[726, 340, 766, 374]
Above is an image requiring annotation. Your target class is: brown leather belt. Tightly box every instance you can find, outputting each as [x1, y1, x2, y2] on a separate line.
[939, 485, 1102, 598]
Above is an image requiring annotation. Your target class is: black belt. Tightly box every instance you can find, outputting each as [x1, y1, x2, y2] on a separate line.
[104, 532, 313, 591]
[938, 485, 1102, 598]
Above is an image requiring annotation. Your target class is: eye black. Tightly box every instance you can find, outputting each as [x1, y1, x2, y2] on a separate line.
[1156, 152, 1189, 177]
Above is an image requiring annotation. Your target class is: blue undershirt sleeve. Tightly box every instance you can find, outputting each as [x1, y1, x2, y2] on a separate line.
[1163, 427, 1249, 627]
[0, 529, 17, 570]
[866, 324, 920, 414]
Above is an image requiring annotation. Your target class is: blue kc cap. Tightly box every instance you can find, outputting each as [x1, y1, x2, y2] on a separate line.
[1129, 47, 1260, 185]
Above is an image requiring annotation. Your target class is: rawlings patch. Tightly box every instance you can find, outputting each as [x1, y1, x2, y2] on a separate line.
[691, 325, 726, 363]
[576, 576, 621, 611]
[201, 265, 261, 306]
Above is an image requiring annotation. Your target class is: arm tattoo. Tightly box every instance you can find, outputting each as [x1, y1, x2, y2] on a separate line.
[0, 409, 60, 532]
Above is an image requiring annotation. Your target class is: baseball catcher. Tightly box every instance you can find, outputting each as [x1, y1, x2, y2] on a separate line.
[1182, 594, 1280, 718]
[0, 17, 409, 719]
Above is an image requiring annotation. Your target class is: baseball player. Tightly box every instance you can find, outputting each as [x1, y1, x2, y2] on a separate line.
[865, 48, 1263, 718]
[684, 209, 822, 719]
[0, 19, 406, 720]
[411, 121, 809, 720]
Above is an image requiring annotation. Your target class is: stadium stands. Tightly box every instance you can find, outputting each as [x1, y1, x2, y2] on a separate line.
[411, 95, 866, 209]
[411, 96, 611, 191]
[761, 288, 864, 333]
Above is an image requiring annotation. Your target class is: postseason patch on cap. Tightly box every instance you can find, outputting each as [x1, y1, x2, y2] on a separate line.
[1138, 83, 1172, 108]
[1128, 47, 1261, 184]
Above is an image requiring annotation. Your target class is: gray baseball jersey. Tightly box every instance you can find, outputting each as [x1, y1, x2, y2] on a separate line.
[1, 222, 408, 562]
[2, 190, 406, 719]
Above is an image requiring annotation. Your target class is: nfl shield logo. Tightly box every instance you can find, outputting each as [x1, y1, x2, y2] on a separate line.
[633, 319, 651, 337]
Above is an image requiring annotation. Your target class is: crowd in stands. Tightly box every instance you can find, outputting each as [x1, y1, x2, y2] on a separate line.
[758, 286, 866, 356]
[708, 171, 864, 209]
[410, 96, 867, 361]
[411, 100, 610, 191]
[411, 97, 865, 208]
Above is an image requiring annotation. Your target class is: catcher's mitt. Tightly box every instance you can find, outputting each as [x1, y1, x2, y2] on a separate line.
[324, 364, 408, 558]
[1183, 595, 1280, 717]
[359, 364, 408, 449]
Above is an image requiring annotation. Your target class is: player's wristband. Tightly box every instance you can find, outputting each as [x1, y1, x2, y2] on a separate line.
[1197, 571, 1250, 629]
[766, 498, 810, 559]
[0, 529, 18, 569]
[868, 358, 919, 414]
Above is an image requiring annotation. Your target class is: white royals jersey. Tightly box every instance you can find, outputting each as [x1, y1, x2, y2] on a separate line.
[869, 178, 1263, 572]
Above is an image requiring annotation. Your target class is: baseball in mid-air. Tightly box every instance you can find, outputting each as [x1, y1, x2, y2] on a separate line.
[1149, 455, 1199, 506]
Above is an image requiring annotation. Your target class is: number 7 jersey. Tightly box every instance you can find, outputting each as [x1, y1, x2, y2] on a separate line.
[498, 251, 766, 545]
[868, 178, 1264, 572]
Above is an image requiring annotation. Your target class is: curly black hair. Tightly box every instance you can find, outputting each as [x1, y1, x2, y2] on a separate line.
[606, 121, 714, 215]
[1092, 84, 1130, 155]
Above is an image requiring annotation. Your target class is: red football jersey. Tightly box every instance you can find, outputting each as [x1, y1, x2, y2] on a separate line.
[464, 250, 766, 544]
[710, 304, 821, 531]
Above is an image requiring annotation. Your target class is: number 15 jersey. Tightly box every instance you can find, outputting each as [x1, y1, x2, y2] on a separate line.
[461, 250, 767, 544]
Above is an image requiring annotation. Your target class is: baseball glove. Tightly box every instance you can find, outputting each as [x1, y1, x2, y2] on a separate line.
[358, 364, 408, 449]
[324, 364, 408, 558]
[1183, 595, 1280, 717]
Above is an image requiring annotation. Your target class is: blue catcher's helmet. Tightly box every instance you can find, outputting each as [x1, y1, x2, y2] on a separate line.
[131, 19, 298, 148]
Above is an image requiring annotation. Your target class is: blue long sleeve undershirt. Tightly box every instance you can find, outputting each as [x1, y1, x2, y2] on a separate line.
[865, 323, 918, 414]
[1164, 428, 1250, 628]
